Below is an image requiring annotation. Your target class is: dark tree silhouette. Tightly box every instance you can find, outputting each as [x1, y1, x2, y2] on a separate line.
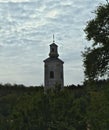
[83, 3, 109, 80]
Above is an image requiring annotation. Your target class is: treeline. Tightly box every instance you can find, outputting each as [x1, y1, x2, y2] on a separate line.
[0, 81, 109, 130]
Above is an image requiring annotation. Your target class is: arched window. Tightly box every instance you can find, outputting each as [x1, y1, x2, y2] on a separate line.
[50, 71, 54, 78]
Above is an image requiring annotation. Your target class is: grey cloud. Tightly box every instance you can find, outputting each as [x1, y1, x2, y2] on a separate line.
[0, 0, 105, 85]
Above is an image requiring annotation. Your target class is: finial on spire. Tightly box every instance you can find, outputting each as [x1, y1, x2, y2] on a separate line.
[53, 34, 55, 43]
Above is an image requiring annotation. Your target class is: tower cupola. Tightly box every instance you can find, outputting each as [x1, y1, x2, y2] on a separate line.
[49, 35, 59, 58]
[49, 43, 59, 58]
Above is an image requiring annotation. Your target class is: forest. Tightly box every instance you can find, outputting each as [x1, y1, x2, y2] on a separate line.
[0, 80, 109, 130]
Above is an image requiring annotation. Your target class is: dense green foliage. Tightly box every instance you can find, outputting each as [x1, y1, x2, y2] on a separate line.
[0, 83, 87, 130]
[81, 3, 109, 129]
[85, 80, 109, 130]
[0, 81, 109, 130]
[83, 3, 109, 80]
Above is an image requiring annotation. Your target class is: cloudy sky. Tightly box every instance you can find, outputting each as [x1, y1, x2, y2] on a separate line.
[0, 0, 106, 86]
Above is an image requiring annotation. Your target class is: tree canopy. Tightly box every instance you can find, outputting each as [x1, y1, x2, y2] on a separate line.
[83, 3, 109, 80]
[0, 82, 109, 129]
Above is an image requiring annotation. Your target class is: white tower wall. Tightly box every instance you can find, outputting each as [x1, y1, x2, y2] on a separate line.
[44, 39, 64, 89]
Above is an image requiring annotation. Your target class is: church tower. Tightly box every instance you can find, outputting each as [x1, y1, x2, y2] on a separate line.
[44, 36, 64, 89]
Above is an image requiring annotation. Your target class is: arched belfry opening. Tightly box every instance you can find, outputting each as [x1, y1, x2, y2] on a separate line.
[43, 35, 64, 89]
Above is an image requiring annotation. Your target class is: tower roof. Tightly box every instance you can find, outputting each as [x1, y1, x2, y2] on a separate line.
[43, 57, 64, 64]
[50, 43, 58, 47]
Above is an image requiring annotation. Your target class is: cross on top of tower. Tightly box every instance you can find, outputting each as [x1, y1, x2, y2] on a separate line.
[53, 34, 55, 43]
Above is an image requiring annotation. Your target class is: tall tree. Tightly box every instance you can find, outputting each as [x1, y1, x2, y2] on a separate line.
[83, 2, 109, 80]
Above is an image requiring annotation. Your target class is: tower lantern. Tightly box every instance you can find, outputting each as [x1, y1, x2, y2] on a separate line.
[49, 42, 59, 58]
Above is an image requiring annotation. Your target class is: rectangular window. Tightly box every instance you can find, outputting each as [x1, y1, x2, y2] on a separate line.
[50, 71, 54, 78]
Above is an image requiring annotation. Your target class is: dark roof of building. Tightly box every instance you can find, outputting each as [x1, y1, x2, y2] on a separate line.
[50, 43, 58, 47]
[44, 57, 64, 64]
